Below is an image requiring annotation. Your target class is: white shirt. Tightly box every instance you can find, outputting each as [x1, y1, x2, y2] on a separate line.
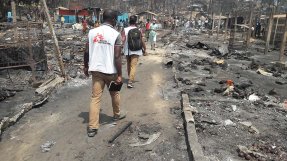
[123, 26, 143, 56]
[88, 24, 121, 74]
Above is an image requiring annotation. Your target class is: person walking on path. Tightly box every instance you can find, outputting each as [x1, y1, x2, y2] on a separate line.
[82, 17, 88, 34]
[60, 15, 65, 28]
[122, 16, 146, 88]
[149, 21, 157, 50]
[145, 19, 151, 41]
[84, 10, 125, 137]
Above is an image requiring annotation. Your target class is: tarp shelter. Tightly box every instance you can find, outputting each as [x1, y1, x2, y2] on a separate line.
[117, 12, 129, 22]
[136, 11, 157, 22]
[57, 7, 101, 24]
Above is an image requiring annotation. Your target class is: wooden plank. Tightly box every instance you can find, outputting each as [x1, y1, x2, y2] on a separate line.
[35, 75, 65, 95]
[181, 94, 208, 161]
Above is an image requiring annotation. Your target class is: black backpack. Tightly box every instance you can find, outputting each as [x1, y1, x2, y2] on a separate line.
[127, 28, 143, 51]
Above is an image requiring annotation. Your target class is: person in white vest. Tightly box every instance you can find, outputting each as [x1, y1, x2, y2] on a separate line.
[84, 10, 125, 137]
[122, 15, 146, 88]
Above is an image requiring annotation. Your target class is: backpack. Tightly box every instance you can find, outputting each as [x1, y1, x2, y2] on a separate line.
[127, 28, 143, 51]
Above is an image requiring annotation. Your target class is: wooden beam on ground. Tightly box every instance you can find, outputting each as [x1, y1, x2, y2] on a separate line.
[108, 121, 132, 143]
[35, 75, 65, 95]
[181, 94, 208, 161]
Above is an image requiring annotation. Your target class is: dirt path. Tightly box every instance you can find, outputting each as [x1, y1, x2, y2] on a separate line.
[0, 50, 188, 161]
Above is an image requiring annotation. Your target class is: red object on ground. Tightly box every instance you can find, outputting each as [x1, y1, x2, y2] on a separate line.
[226, 80, 234, 86]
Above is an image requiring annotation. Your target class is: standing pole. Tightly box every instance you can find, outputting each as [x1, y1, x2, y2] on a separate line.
[234, 0, 238, 34]
[272, 17, 279, 48]
[41, 0, 66, 78]
[279, 13, 287, 63]
[11, 0, 18, 42]
[264, 5, 275, 54]
[217, 11, 222, 39]
[190, 0, 193, 21]
[211, 14, 215, 36]
[224, 13, 230, 41]
[27, 22, 36, 83]
[246, 1, 254, 47]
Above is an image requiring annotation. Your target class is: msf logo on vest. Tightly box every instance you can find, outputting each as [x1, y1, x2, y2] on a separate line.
[93, 33, 111, 45]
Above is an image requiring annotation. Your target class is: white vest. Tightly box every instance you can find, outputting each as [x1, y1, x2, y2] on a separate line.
[88, 24, 120, 74]
[123, 26, 143, 56]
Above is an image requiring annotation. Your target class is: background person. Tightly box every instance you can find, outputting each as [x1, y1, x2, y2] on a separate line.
[145, 19, 151, 41]
[60, 15, 65, 28]
[82, 16, 88, 34]
[122, 15, 146, 88]
[149, 21, 157, 50]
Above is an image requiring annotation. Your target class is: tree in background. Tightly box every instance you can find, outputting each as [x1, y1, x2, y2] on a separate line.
[0, 0, 40, 21]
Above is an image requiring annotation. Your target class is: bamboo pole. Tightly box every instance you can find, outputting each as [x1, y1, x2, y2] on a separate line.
[41, 0, 66, 78]
[224, 13, 230, 41]
[279, 13, 287, 63]
[190, 0, 193, 21]
[211, 14, 215, 35]
[234, 0, 238, 34]
[27, 22, 36, 83]
[11, 0, 18, 42]
[229, 15, 235, 50]
[264, 6, 275, 54]
[246, 1, 254, 47]
[217, 11, 222, 39]
[272, 17, 279, 48]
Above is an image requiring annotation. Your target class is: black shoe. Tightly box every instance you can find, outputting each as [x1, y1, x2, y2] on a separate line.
[87, 128, 98, 137]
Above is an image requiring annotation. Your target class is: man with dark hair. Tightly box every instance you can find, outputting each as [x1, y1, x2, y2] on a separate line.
[122, 15, 146, 88]
[84, 9, 125, 137]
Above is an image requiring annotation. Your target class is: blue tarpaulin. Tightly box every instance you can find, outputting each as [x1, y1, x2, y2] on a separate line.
[58, 15, 97, 24]
[117, 13, 128, 22]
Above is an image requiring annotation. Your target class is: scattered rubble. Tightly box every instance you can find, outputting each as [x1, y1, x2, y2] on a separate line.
[40, 140, 56, 153]
[165, 27, 287, 160]
[129, 132, 161, 147]
[237, 142, 287, 161]
[0, 26, 86, 138]
[223, 119, 236, 126]
[248, 94, 261, 102]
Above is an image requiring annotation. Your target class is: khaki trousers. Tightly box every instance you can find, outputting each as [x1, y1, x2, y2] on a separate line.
[126, 55, 139, 83]
[89, 72, 120, 129]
